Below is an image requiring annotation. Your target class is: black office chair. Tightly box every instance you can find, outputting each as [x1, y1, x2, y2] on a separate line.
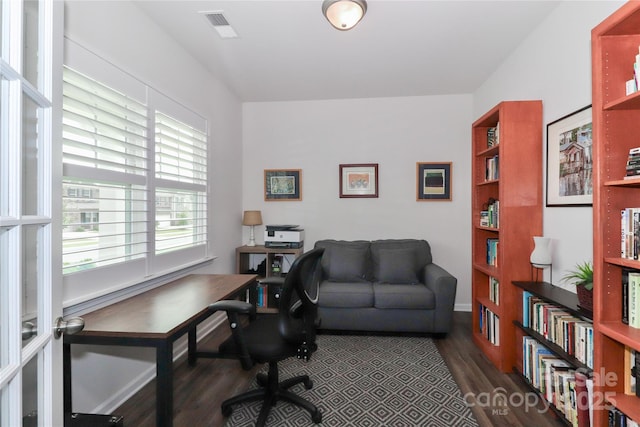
[209, 248, 325, 426]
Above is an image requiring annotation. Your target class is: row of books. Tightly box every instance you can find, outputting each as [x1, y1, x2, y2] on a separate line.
[523, 291, 593, 368]
[486, 238, 499, 267]
[606, 348, 640, 426]
[624, 45, 640, 96]
[478, 304, 500, 345]
[624, 147, 640, 180]
[620, 207, 640, 259]
[622, 269, 640, 329]
[487, 123, 500, 147]
[485, 155, 499, 180]
[522, 337, 593, 427]
[488, 276, 499, 305]
[248, 283, 283, 309]
[609, 407, 639, 427]
[480, 199, 499, 228]
[624, 346, 639, 398]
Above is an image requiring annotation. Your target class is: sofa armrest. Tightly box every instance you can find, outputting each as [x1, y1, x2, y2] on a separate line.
[421, 263, 457, 333]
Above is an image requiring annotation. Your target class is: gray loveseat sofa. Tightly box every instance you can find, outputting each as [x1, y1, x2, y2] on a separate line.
[313, 239, 457, 335]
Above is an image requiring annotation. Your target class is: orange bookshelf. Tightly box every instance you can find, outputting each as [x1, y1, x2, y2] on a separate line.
[471, 100, 543, 372]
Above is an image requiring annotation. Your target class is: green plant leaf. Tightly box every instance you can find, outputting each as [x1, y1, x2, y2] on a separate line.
[560, 261, 593, 288]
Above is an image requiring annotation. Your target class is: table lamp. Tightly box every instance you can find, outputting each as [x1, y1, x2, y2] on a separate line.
[530, 236, 552, 282]
[242, 210, 263, 247]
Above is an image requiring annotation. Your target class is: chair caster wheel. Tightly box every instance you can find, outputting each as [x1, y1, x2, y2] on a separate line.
[311, 411, 322, 423]
[304, 379, 313, 390]
[221, 405, 233, 417]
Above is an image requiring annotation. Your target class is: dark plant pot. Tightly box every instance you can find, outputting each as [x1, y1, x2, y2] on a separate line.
[576, 285, 593, 313]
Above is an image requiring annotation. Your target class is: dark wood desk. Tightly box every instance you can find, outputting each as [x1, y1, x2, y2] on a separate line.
[63, 274, 257, 427]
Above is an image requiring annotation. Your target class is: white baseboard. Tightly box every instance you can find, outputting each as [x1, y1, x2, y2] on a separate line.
[90, 312, 227, 415]
[454, 303, 472, 312]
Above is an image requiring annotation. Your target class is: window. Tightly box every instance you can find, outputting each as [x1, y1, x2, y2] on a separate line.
[62, 65, 209, 303]
[154, 112, 207, 255]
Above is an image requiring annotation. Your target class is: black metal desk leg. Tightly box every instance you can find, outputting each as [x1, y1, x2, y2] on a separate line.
[63, 341, 72, 425]
[156, 341, 173, 427]
[188, 326, 197, 366]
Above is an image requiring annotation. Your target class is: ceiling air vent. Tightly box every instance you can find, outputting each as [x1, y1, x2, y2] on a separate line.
[201, 11, 238, 39]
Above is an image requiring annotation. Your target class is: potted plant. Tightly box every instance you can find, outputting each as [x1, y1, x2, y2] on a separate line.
[561, 261, 593, 312]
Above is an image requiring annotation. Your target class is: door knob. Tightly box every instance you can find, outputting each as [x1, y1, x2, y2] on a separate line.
[22, 322, 37, 340]
[54, 317, 85, 339]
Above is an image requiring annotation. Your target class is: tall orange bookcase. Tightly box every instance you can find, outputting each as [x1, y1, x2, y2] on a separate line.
[471, 100, 543, 372]
[592, 2, 640, 425]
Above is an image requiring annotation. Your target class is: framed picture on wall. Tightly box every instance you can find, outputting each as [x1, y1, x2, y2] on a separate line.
[339, 163, 379, 198]
[546, 105, 592, 207]
[264, 169, 302, 201]
[416, 162, 452, 201]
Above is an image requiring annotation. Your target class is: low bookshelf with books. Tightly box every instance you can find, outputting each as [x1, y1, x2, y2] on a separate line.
[236, 245, 303, 313]
[513, 281, 594, 426]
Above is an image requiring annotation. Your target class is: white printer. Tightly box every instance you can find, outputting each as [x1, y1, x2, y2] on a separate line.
[264, 225, 304, 249]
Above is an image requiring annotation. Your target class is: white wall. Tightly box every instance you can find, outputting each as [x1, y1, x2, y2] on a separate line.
[473, 0, 624, 290]
[64, 0, 243, 413]
[242, 95, 473, 309]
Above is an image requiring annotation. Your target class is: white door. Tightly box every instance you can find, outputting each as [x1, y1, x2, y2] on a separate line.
[0, 1, 64, 426]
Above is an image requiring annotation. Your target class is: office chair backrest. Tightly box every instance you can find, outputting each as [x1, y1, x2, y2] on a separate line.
[278, 248, 325, 351]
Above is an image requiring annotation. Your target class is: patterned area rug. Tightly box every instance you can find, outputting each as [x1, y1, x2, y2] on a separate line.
[224, 334, 478, 426]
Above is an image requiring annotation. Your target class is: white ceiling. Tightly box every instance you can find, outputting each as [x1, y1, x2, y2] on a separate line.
[133, 0, 561, 103]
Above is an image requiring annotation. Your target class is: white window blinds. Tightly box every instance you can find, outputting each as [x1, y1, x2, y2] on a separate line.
[61, 65, 209, 301]
[62, 68, 148, 175]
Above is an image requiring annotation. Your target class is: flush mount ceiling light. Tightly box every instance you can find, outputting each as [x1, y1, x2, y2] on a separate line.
[322, 0, 367, 31]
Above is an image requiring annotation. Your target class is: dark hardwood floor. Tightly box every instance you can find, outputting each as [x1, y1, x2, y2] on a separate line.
[114, 311, 563, 426]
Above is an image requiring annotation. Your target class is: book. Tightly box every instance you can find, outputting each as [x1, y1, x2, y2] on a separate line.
[623, 269, 630, 325]
[574, 370, 591, 427]
[522, 291, 534, 328]
[489, 276, 499, 305]
[624, 346, 638, 397]
[487, 127, 497, 147]
[630, 272, 640, 329]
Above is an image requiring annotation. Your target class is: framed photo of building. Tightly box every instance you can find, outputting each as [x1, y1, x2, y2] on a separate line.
[264, 169, 302, 201]
[339, 163, 379, 198]
[416, 162, 452, 201]
[546, 106, 592, 206]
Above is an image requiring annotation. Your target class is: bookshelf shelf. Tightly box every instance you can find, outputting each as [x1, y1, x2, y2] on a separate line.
[235, 245, 303, 313]
[514, 321, 592, 373]
[471, 100, 543, 372]
[604, 90, 640, 111]
[599, 322, 640, 350]
[592, 2, 640, 425]
[605, 179, 640, 188]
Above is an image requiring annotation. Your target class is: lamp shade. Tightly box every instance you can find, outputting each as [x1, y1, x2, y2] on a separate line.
[530, 236, 552, 268]
[242, 210, 263, 226]
[322, 0, 367, 31]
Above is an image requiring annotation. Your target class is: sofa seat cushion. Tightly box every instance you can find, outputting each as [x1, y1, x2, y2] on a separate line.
[319, 281, 373, 308]
[373, 283, 435, 309]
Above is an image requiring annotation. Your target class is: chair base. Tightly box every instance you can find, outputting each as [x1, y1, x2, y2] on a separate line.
[221, 361, 322, 427]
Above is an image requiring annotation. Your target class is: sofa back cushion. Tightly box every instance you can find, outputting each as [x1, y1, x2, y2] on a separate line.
[314, 240, 370, 282]
[371, 239, 432, 284]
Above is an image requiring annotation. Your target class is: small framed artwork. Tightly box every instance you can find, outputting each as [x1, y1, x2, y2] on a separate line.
[416, 162, 452, 201]
[546, 105, 592, 207]
[339, 163, 379, 198]
[264, 169, 302, 201]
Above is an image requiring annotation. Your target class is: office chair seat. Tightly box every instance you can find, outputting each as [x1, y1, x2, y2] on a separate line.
[218, 314, 300, 362]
